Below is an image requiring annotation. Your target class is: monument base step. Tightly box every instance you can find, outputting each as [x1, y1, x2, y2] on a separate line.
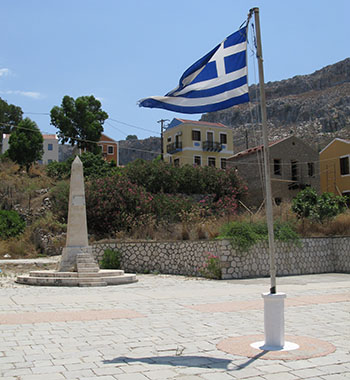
[15, 270, 137, 287]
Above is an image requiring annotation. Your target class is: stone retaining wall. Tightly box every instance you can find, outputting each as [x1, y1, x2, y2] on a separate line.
[92, 237, 350, 279]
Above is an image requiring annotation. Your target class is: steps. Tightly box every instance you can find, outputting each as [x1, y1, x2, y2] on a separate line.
[15, 253, 137, 287]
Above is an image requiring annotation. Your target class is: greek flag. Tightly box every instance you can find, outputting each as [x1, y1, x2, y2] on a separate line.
[138, 27, 249, 114]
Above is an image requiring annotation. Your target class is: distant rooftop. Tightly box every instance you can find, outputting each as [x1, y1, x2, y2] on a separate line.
[230, 137, 288, 159]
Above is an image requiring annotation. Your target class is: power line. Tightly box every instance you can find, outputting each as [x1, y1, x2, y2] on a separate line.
[108, 118, 160, 135]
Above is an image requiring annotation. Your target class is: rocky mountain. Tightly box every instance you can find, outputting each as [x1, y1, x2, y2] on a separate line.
[201, 58, 350, 153]
[118, 136, 161, 165]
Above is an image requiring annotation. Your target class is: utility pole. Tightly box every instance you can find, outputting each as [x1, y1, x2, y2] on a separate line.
[158, 119, 169, 161]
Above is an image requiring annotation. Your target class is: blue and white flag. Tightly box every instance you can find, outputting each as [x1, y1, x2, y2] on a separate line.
[138, 27, 249, 114]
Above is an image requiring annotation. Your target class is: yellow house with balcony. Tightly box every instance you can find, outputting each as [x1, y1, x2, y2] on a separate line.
[320, 138, 350, 198]
[163, 118, 233, 169]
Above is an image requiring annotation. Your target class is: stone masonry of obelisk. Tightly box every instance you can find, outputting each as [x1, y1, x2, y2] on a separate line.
[59, 156, 92, 272]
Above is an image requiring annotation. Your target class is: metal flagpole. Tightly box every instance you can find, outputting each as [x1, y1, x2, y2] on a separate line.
[251, 7, 277, 294]
[249, 8, 295, 351]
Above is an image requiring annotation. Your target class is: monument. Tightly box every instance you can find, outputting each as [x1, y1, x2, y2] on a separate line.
[59, 156, 93, 272]
[16, 156, 137, 286]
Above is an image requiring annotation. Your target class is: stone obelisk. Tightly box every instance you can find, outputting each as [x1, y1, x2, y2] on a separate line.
[59, 156, 91, 272]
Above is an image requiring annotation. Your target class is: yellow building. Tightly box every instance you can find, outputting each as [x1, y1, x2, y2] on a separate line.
[320, 138, 350, 197]
[163, 118, 233, 169]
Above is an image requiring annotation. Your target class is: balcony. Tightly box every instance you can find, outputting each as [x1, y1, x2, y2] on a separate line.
[167, 141, 182, 154]
[202, 141, 222, 152]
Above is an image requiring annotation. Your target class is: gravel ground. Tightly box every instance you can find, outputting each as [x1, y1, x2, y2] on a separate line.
[0, 256, 60, 288]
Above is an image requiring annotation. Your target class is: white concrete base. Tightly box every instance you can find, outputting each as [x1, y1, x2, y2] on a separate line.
[262, 292, 287, 349]
[250, 340, 300, 351]
[16, 270, 137, 286]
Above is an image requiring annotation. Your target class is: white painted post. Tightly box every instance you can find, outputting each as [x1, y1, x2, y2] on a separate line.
[262, 292, 286, 348]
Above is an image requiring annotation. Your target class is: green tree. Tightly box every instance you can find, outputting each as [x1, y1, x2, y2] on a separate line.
[292, 187, 347, 223]
[7, 118, 43, 172]
[126, 134, 138, 140]
[0, 97, 23, 133]
[50, 95, 108, 153]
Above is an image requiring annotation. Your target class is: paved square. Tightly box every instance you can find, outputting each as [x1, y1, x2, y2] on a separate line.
[0, 270, 349, 379]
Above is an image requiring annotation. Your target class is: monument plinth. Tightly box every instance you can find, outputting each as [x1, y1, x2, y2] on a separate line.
[16, 156, 137, 287]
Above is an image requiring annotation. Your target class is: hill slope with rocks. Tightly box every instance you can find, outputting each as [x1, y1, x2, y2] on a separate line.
[201, 58, 350, 153]
[118, 137, 161, 165]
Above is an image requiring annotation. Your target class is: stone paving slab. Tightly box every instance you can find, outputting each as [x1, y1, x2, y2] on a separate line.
[0, 272, 349, 379]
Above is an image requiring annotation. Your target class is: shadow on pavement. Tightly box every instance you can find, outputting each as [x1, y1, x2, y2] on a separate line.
[103, 355, 232, 369]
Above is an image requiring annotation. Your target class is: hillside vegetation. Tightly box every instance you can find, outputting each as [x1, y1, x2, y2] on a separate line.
[1, 152, 349, 259]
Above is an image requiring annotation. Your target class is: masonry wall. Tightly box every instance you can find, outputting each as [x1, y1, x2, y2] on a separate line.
[92, 237, 350, 279]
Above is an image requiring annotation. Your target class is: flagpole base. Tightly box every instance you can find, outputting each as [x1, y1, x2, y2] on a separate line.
[262, 292, 287, 349]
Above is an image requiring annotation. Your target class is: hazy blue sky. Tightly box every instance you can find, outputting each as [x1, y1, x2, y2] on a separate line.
[1, 0, 348, 141]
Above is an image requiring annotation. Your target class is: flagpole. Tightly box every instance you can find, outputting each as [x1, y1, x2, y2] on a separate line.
[251, 7, 276, 294]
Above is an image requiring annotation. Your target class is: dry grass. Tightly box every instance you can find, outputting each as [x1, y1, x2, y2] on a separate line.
[297, 211, 350, 237]
[0, 231, 38, 259]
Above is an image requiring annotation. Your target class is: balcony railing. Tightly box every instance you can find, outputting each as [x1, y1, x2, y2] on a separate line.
[167, 141, 182, 154]
[202, 141, 222, 152]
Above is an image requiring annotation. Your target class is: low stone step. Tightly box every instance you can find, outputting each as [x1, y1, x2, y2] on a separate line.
[28, 271, 79, 278]
[77, 272, 101, 277]
[16, 270, 137, 287]
[78, 267, 99, 273]
[16, 275, 82, 286]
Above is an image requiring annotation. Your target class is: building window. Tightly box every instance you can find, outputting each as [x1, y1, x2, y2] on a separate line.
[221, 158, 227, 169]
[208, 157, 216, 167]
[220, 133, 227, 144]
[274, 159, 281, 175]
[340, 156, 350, 175]
[174, 158, 180, 167]
[194, 156, 201, 166]
[167, 136, 172, 142]
[192, 130, 201, 141]
[308, 162, 315, 177]
[48, 143, 53, 151]
[291, 160, 298, 181]
[107, 145, 114, 154]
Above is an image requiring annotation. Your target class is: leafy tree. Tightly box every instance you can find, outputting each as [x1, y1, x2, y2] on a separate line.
[126, 134, 138, 140]
[291, 187, 318, 220]
[292, 187, 347, 223]
[0, 97, 23, 133]
[7, 118, 43, 172]
[50, 95, 108, 153]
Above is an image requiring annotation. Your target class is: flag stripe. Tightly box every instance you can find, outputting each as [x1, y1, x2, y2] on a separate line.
[141, 93, 249, 114]
[176, 75, 247, 99]
[143, 83, 248, 108]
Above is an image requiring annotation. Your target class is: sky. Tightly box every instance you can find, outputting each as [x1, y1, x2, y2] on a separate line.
[1, 0, 349, 142]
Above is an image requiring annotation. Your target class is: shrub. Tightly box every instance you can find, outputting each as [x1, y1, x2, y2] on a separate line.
[199, 252, 221, 279]
[50, 181, 70, 223]
[152, 193, 194, 222]
[292, 187, 347, 223]
[219, 220, 266, 251]
[99, 248, 122, 269]
[123, 158, 179, 194]
[86, 176, 153, 236]
[0, 210, 26, 239]
[218, 219, 300, 251]
[273, 219, 301, 245]
[46, 160, 71, 180]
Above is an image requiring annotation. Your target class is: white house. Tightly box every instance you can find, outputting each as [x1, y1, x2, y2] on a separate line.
[2, 133, 59, 164]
